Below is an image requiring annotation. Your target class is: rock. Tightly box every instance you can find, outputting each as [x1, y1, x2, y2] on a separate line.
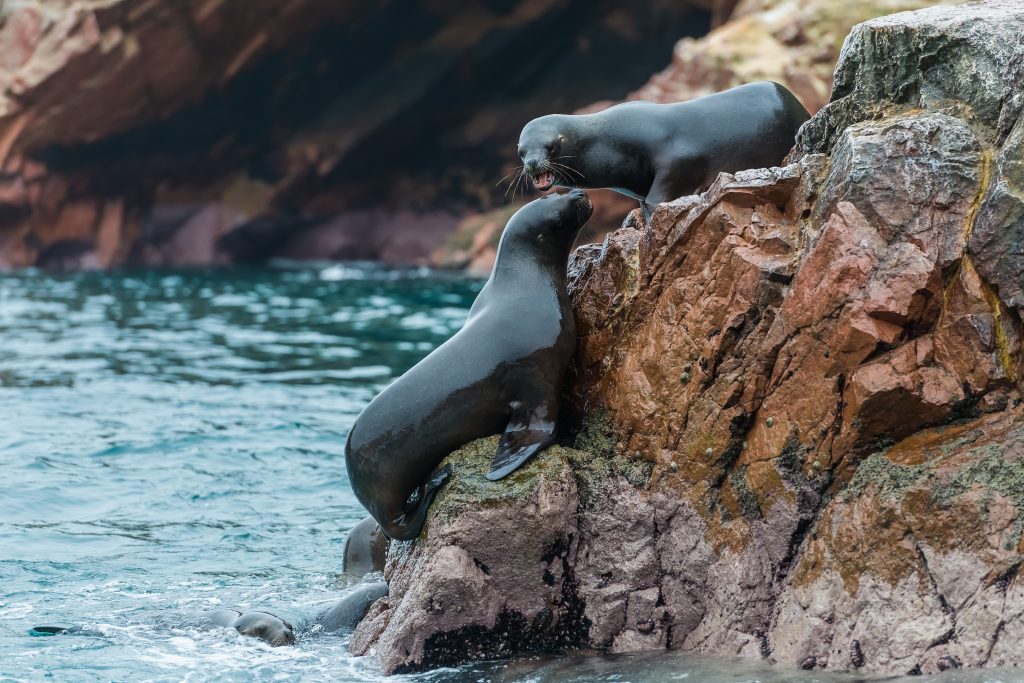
[797, 0, 1024, 155]
[349, 437, 587, 673]
[354, 3, 1024, 676]
[630, 0, 966, 115]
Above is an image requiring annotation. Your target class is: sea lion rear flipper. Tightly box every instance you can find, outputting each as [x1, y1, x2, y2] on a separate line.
[486, 400, 556, 481]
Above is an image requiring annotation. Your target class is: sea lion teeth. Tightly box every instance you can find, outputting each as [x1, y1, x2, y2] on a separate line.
[345, 190, 593, 541]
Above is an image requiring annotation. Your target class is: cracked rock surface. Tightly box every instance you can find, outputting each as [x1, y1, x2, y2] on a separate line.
[352, 2, 1024, 675]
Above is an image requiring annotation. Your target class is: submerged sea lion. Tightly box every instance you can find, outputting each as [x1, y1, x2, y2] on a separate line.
[342, 515, 389, 578]
[203, 609, 296, 646]
[517, 81, 810, 218]
[345, 190, 593, 541]
[32, 584, 387, 647]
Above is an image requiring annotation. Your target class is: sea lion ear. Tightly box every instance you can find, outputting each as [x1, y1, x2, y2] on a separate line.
[485, 399, 557, 480]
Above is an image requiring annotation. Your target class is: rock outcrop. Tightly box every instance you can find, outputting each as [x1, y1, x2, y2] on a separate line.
[0, 0, 712, 269]
[631, 0, 966, 113]
[351, 2, 1024, 675]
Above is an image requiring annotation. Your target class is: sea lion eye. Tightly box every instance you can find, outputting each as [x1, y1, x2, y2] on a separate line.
[545, 141, 557, 154]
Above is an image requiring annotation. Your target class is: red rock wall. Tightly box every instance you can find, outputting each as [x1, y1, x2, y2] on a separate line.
[565, 2, 1024, 673]
[0, 0, 712, 269]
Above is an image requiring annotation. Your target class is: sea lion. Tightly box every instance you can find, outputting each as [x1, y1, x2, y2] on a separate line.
[342, 515, 389, 578]
[517, 81, 810, 218]
[31, 586, 385, 647]
[202, 609, 296, 646]
[29, 613, 296, 647]
[314, 581, 388, 635]
[345, 190, 593, 541]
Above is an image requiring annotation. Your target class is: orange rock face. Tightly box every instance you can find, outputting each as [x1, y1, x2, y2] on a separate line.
[561, 2, 1024, 674]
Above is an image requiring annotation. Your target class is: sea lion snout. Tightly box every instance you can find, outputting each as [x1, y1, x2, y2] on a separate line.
[568, 188, 592, 213]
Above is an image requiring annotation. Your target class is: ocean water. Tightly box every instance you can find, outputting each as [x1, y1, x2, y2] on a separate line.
[1, 264, 1021, 683]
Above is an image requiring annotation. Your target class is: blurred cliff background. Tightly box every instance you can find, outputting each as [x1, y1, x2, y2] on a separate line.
[0, 0, 959, 273]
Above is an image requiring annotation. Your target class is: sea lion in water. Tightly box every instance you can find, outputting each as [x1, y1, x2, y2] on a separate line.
[342, 515, 389, 578]
[32, 585, 387, 646]
[314, 581, 388, 635]
[203, 609, 296, 646]
[517, 81, 810, 218]
[345, 190, 593, 541]
[31, 611, 297, 646]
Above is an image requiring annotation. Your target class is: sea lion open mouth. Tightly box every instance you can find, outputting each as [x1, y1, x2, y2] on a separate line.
[533, 171, 554, 191]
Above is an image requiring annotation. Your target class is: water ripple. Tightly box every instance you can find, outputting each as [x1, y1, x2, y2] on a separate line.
[0, 265, 479, 680]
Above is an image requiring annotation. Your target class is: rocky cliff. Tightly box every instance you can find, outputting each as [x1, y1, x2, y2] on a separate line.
[350, 2, 1024, 676]
[0, 0, 711, 269]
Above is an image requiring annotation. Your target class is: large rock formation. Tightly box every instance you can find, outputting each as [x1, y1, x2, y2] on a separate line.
[0, 0, 711, 269]
[351, 2, 1024, 676]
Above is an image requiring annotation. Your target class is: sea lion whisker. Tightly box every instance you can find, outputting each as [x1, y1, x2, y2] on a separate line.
[512, 169, 527, 198]
[549, 161, 583, 177]
[496, 166, 523, 188]
[506, 168, 525, 198]
[547, 161, 585, 181]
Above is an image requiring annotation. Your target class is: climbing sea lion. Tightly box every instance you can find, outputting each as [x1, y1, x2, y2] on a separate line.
[517, 81, 810, 218]
[345, 190, 593, 541]
[342, 515, 389, 578]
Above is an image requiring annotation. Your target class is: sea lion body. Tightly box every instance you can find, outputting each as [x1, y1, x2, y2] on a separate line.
[345, 191, 593, 541]
[518, 81, 810, 216]
[314, 581, 388, 635]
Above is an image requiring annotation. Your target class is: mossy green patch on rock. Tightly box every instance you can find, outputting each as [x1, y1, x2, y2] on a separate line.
[426, 436, 580, 528]
[842, 451, 929, 500]
[569, 411, 652, 502]
[933, 444, 1024, 547]
[730, 467, 763, 520]
[843, 441, 1024, 528]
[419, 418, 645, 538]
[572, 411, 618, 458]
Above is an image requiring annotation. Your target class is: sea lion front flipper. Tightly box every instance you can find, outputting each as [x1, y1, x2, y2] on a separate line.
[485, 400, 556, 481]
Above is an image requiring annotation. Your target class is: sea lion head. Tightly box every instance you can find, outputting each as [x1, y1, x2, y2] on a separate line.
[518, 115, 582, 192]
[501, 190, 593, 256]
[232, 611, 296, 646]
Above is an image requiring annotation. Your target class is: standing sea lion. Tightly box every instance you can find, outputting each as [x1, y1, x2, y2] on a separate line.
[345, 190, 593, 541]
[517, 81, 810, 218]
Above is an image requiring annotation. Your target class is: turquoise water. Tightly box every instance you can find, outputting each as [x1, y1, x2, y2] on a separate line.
[1, 264, 1021, 682]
